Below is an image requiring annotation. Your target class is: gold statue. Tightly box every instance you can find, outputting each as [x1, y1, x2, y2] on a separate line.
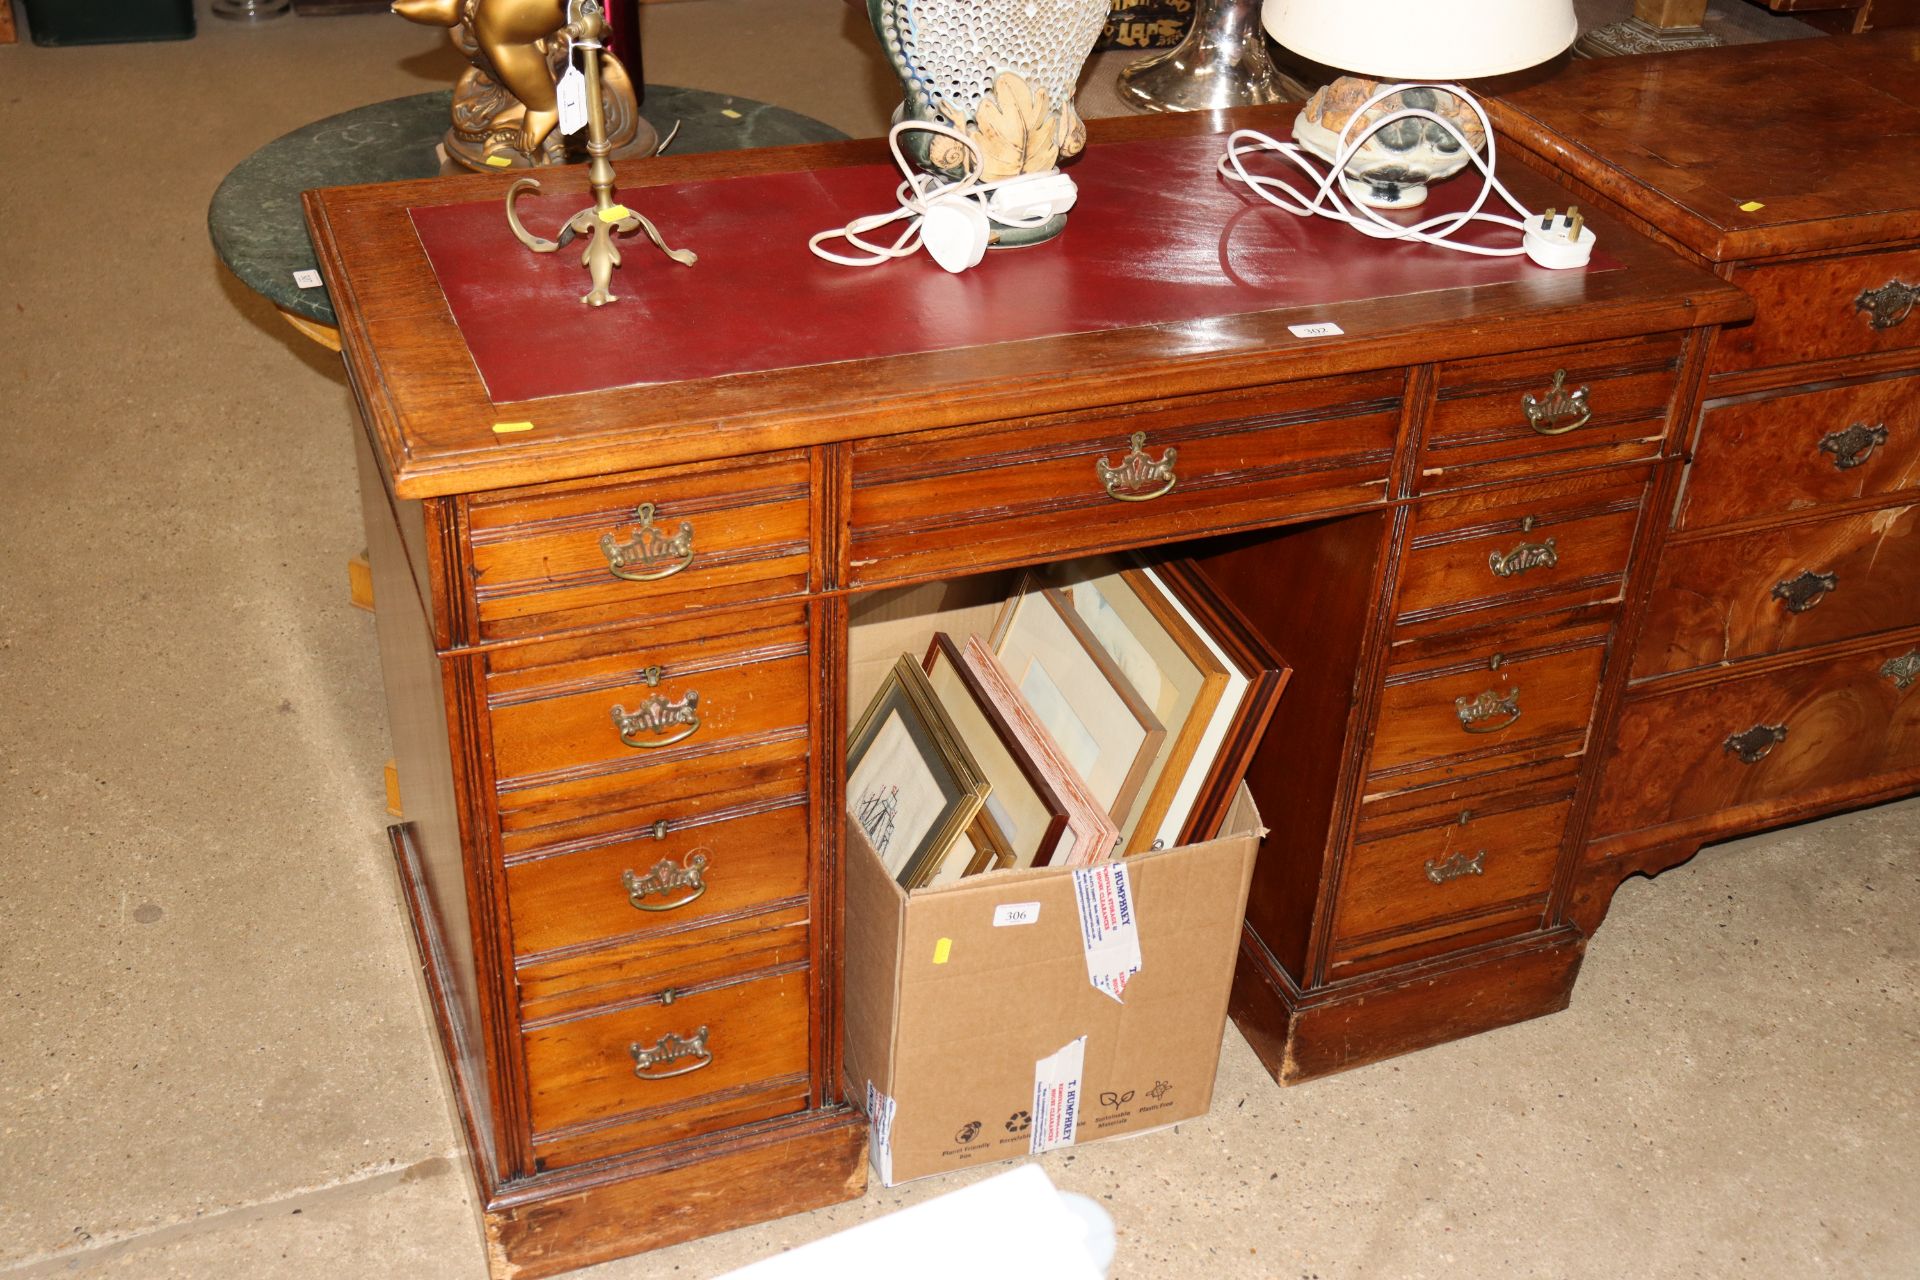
[393, 0, 656, 172]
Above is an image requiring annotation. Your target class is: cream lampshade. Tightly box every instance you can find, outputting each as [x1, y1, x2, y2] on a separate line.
[1261, 0, 1577, 80]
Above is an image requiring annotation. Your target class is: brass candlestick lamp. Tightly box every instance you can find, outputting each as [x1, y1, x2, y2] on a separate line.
[503, 0, 693, 306]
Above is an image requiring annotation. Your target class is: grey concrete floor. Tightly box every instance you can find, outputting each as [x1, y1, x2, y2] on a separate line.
[0, 1, 1909, 1277]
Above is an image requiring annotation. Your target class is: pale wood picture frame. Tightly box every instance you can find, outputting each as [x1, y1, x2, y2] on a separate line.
[847, 654, 992, 889]
[960, 637, 1121, 865]
[922, 632, 1073, 871]
[1052, 559, 1232, 853]
[987, 575, 1167, 824]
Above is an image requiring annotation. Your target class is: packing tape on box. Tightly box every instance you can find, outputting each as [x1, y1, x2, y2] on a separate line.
[866, 1081, 896, 1185]
[1072, 863, 1141, 1003]
[1029, 1037, 1086, 1155]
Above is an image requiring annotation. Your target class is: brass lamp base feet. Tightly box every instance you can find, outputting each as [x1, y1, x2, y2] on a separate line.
[1575, 17, 1724, 57]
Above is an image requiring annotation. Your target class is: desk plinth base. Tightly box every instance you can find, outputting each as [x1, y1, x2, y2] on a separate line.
[387, 824, 868, 1280]
[481, 1112, 868, 1280]
[1229, 927, 1586, 1084]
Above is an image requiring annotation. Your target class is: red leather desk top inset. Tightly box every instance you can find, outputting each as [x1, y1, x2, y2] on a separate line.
[410, 132, 1611, 405]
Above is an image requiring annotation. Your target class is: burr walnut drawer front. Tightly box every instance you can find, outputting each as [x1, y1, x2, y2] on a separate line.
[1677, 374, 1920, 533]
[486, 604, 811, 821]
[505, 798, 810, 974]
[522, 952, 813, 1170]
[1328, 796, 1570, 980]
[1393, 466, 1649, 638]
[1712, 246, 1920, 376]
[1593, 632, 1920, 841]
[1419, 333, 1683, 490]
[846, 371, 1401, 587]
[1367, 622, 1611, 787]
[463, 452, 812, 643]
[1631, 502, 1920, 680]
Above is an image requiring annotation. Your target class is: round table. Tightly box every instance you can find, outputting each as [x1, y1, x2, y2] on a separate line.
[209, 86, 847, 344]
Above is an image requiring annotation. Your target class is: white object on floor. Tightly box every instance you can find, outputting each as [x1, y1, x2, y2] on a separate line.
[716, 1164, 1113, 1279]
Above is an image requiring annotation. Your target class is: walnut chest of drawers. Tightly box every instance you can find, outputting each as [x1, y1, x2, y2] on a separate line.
[1492, 31, 1920, 931]
[306, 108, 1748, 1277]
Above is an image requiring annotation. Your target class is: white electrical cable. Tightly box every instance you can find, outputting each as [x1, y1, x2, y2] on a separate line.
[809, 120, 1074, 273]
[1217, 81, 1592, 267]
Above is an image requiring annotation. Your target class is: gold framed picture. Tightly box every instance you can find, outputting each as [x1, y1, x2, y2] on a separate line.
[1052, 559, 1232, 853]
[847, 654, 992, 889]
[987, 575, 1167, 824]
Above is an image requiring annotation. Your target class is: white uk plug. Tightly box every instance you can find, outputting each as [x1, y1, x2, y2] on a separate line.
[921, 197, 990, 273]
[1524, 206, 1597, 270]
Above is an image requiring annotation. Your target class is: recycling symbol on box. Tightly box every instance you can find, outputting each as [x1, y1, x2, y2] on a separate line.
[1005, 1110, 1031, 1134]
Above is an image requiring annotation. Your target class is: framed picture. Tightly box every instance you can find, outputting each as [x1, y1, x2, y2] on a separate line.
[847, 654, 992, 889]
[961, 636, 1121, 866]
[922, 633, 1072, 870]
[1051, 559, 1232, 853]
[1142, 559, 1292, 846]
[987, 575, 1167, 824]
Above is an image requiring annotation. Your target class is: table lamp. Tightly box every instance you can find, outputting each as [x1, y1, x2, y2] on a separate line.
[1219, 0, 1590, 268]
[1268, 0, 1575, 209]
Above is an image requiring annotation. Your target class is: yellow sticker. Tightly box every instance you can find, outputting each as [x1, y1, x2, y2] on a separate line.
[599, 204, 632, 223]
[721, 108, 743, 120]
[1739, 200, 1765, 212]
[932, 937, 952, 965]
[484, 154, 513, 168]
[492, 421, 535, 434]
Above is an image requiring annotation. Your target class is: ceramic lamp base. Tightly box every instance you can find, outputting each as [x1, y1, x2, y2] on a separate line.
[990, 211, 1070, 249]
[1345, 175, 1428, 209]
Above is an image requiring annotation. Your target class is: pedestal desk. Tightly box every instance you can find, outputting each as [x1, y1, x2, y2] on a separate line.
[305, 107, 1749, 1277]
[1489, 31, 1920, 937]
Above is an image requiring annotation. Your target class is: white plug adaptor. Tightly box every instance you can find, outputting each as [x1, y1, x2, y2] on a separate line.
[987, 172, 1079, 225]
[1524, 210, 1597, 270]
[921, 197, 991, 273]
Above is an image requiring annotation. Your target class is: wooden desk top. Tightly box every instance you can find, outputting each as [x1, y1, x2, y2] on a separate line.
[305, 106, 1748, 501]
[1490, 31, 1920, 264]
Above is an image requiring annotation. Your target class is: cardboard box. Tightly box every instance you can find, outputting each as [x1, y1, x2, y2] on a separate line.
[842, 789, 1262, 1186]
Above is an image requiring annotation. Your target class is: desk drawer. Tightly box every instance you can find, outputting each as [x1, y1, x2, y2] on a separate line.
[523, 951, 812, 1169]
[1594, 633, 1920, 840]
[466, 453, 812, 643]
[1369, 626, 1609, 783]
[847, 372, 1400, 587]
[1421, 334, 1682, 490]
[1329, 796, 1567, 979]
[1678, 375, 1920, 532]
[1632, 502, 1920, 679]
[1394, 467, 1646, 638]
[486, 605, 811, 819]
[506, 799, 810, 969]
[1713, 246, 1920, 376]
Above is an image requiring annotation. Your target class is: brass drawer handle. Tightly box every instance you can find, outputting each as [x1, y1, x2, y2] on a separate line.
[1096, 431, 1178, 502]
[629, 1026, 712, 1080]
[611, 667, 701, 749]
[1425, 850, 1485, 884]
[1723, 723, 1787, 765]
[1818, 422, 1888, 471]
[1521, 369, 1591, 436]
[1883, 649, 1920, 691]
[1856, 279, 1917, 331]
[622, 851, 710, 911]
[600, 502, 695, 582]
[1455, 686, 1520, 733]
[1489, 536, 1558, 579]
[1771, 569, 1837, 614]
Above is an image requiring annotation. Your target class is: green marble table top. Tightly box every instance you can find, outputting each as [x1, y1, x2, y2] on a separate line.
[209, 87, 848, 326]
